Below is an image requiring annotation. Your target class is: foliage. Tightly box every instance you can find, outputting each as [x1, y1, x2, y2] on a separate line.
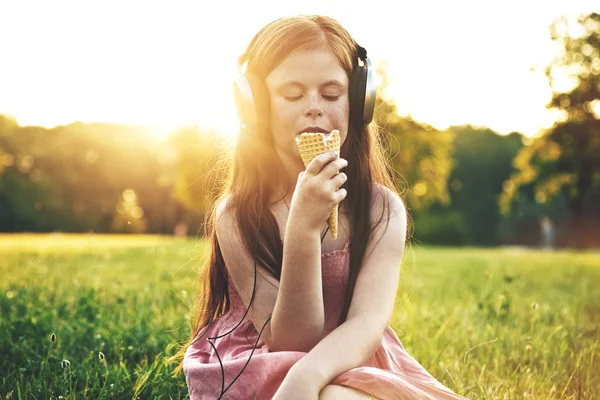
[412, 210, 469, 246]
[168, 126, 231, 218]
[446, 126, 524, 245]
[374, 65, 454, 211]
[0, 116, 197, 234]
[500, 13, 600, 247]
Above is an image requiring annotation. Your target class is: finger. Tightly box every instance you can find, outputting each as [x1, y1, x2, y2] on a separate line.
[321, 158, 348, 179]
[331, 172, 347, 189]
[305, 151, 339, 176]
[333, 188, 347, 203]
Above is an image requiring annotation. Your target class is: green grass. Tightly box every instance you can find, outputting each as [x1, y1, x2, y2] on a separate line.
[0, 234, 598, 399]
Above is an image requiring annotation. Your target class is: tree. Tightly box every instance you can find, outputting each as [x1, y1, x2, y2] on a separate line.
[500, 13, 600, 247]
[0, 115, 18, 179]
[169, 126, 230, 220]
[0, 117, 189, 234]
[447, 126, 524, 245]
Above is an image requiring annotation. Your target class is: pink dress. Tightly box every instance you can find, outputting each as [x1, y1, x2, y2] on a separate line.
[183, 241, 467, 399]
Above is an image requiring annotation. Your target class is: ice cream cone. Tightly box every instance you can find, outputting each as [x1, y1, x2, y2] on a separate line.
[295, 130, 341, 239]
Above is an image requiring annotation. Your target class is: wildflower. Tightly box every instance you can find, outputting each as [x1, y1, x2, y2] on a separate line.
[99, 352, 105, 361]
[531, 302, 539, 310]
[50, 333, 56, 343]
[61, 359, 70, 368]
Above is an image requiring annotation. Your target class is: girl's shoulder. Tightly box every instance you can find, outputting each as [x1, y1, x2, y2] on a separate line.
[215, 194, 243, 250]
[370, 183, 408, 246]
[216, 194, 233, 216]
[372, 183, 406, 220]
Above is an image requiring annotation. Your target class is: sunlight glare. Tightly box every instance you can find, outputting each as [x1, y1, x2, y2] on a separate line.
[1, 1, 599, 139]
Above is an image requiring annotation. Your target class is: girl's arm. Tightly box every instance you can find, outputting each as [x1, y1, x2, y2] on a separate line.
[285, 186, 407, 388]
[216, 197, 326, 353]
[270, 216, 325, 351]
[218, 153, 347, 352]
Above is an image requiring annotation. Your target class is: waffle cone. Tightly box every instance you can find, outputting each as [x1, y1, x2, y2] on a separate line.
[295, 130, 341, 239]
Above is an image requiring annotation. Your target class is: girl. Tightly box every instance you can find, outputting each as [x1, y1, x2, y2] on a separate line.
[173, 14, 467, 400]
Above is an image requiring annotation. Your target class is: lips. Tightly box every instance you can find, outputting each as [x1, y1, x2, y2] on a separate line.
[297, 127, 331, 136]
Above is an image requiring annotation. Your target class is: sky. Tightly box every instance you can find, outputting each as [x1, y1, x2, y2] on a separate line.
[0, 0, 598, 139]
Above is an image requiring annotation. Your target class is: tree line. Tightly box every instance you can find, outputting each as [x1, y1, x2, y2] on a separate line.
[0, 13, 598, 248]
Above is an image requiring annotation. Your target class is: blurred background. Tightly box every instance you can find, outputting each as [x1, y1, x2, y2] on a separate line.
[1, 1, 599, 249]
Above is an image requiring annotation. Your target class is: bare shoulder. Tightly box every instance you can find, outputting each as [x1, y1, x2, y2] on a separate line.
[215, 194, 240, 241]
[367, 183, 407, 255]
[216, 194, 233, 221]
[215, 195, 277, 277]
[372, 183, 407, 225]
[215, 195, 246, 266]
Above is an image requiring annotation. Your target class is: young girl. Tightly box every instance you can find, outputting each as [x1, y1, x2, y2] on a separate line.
[174, 15, 467, 400]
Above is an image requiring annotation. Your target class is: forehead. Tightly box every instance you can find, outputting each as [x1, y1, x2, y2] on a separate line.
[265, 49, 348, 89]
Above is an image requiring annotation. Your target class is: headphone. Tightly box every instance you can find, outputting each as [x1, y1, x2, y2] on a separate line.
[233, 44, 377, 131]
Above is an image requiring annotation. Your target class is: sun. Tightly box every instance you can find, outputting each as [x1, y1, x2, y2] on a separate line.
[119, 75, 243, 142]
[197, 92, 242, 141]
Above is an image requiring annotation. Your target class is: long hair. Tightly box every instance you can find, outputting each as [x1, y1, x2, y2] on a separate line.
[169, 14, 402, 375]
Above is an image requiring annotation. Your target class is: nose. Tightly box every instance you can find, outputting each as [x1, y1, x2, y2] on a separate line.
[303, 97, 323, 118]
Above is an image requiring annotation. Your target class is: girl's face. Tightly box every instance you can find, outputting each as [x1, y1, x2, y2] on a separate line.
[265, 48, 350, 162]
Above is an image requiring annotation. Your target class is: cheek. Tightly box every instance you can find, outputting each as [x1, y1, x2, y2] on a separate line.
[270, 99, 298, 130]
[326, 102, 349, 129]
[328, 102, 349, 146]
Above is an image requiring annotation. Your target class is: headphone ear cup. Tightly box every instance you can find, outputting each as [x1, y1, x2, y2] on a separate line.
[234, 71, 256, 129]
[349, 64, 368, 128]
[234, 70, 269, 131]
[233, 82, 249, 128]
[362, 58, 376, 125]
[247, 74, 270, 131]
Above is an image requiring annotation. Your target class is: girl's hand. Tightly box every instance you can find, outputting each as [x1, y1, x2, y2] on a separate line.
[272, 366, 321, 400]
[289, 151, 348, 233]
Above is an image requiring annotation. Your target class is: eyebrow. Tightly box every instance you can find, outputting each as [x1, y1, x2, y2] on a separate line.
[278, 79, 346, 89]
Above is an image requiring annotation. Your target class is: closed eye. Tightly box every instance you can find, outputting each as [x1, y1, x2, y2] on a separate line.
[283, 94, 340, 102]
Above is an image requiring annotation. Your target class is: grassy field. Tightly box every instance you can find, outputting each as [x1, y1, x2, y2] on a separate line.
[0, 234, 598, 399]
